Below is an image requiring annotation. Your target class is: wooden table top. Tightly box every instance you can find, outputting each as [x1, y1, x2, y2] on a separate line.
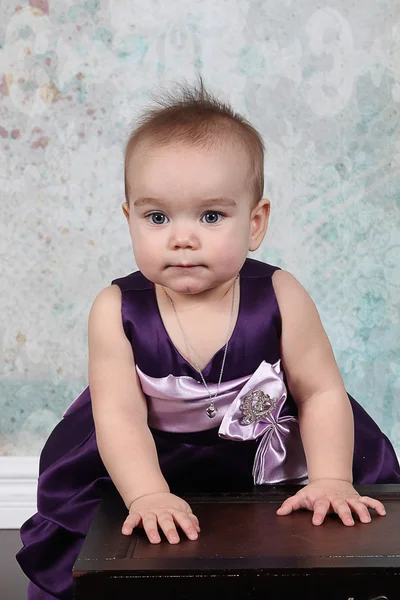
[74, 484, 400, 574]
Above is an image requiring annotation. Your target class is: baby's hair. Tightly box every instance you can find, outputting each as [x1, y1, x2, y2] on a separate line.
[124, 74, 265, 207]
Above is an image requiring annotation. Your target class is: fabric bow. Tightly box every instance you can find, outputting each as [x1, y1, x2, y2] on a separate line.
[219, 360, 308, 485]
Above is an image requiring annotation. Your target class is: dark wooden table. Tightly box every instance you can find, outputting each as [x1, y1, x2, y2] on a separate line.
[73, 484, 400, 599]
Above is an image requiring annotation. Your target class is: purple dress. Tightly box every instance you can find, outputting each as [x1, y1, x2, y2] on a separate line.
[16, 258, 400, 600]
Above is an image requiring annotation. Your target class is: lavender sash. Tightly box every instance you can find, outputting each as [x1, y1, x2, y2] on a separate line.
[137, 360, 308, 485]
[137, 368, 249, 432]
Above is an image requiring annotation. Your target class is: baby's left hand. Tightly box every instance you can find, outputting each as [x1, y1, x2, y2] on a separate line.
[276, 479, 386, 526]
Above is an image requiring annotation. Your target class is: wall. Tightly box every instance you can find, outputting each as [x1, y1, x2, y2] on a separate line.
[1, 0, 399, 456]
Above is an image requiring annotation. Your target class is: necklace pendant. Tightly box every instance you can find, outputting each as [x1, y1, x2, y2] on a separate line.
[165, 275, 239, 422]
[206, 404, 218, 418]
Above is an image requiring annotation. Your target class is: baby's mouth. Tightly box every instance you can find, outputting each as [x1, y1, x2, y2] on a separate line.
[169, 264, 203, 268]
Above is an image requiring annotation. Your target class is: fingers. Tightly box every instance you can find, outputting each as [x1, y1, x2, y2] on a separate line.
[189, 512, 201, 531]
[277, 494, 352, 526]
[358, 496, 386, 516]
[152, 511, 200, 544]
[277, 492, 387, 528]
[172, 511, 200, 541]
[330, 497, 354, 526]
[122, 510, 200, 544]
[142, 512, 163, 543]
[346, 495, 386, 522]
[156, 512, 181, 544]
[332, 495, 387, 526]
[276, 494, 332, 525]
[311, 497, 331, 526]
[122, 511, 141, 535]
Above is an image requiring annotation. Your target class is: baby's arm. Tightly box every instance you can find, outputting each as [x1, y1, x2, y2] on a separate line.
[88, 285, 199, 543]
[271, 270, 386, 525]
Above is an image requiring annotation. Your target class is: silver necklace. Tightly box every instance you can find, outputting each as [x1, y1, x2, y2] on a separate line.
[164, 275, 239, 419]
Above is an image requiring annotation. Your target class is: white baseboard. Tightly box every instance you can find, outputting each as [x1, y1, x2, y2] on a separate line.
[1, 453, 400, 530]
[0, 457, 39, 529]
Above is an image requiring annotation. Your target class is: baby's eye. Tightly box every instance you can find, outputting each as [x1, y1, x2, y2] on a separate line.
[201, 211, 223, 224]
[147, 212, 169, 225]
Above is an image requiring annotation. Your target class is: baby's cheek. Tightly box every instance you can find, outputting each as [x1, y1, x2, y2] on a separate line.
[132, 241, 159, 274]
[217, 233, 249, 260]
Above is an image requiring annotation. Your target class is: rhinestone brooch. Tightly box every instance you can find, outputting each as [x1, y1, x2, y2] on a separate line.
[240, 390, 278, 425]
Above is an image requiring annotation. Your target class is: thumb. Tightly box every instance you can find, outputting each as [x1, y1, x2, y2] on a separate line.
[276, 496, 303, 515]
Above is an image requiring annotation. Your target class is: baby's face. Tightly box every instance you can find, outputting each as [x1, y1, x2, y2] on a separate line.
[123, 140, 266, 295]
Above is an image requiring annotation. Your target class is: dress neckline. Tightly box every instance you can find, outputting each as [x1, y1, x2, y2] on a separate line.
[152, 271, 244, 380]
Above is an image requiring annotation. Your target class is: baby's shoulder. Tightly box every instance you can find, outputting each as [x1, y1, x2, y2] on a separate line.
[271, 269, 316, 318]
[89, 284, 122, 319]
[90, 268, 152, 320]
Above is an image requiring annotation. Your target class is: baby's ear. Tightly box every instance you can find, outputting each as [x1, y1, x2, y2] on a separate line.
[122, 202, 130, 221]
[249, 198, 270, 251]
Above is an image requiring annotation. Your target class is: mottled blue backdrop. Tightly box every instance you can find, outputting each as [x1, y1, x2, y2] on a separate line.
[0, 0, 399, 455]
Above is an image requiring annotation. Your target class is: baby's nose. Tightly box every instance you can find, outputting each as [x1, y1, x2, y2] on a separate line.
[169, 224, 200, 249]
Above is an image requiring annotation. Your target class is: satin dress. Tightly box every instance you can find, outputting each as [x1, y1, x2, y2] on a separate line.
[16, 258, 400, 600]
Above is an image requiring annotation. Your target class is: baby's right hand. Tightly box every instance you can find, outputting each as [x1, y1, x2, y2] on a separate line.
[122, 492, 200, 544]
